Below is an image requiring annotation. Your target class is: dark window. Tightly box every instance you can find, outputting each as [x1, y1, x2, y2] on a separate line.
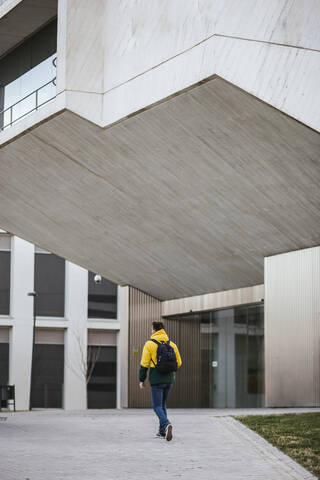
[0, 234, 11, 315]
[35, 253, 65, 317]
[0, 19, 57, 127]
[88, 273, 117, 319]
[0, 343, 9, 385]
[31, 344, 64, 408]
[87, 346, 116, 408]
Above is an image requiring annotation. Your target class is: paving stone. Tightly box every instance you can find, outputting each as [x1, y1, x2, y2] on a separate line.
[1, 408, 318, 480]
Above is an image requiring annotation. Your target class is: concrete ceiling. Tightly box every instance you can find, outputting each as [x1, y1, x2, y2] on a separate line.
[0, 76, 320, 300]
[0, 0, 57, 59]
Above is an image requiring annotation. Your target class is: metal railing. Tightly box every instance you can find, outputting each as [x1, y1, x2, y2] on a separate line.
[0, 76, 57, 131]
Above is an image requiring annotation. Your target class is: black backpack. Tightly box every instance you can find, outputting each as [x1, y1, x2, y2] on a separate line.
[151, 339, 178, 374]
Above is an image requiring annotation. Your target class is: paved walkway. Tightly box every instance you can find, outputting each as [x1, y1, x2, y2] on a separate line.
[1, 408, 319, 480]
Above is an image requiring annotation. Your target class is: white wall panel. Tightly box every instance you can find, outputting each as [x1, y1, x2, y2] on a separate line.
[63, 261, 88, 410]
[162, 285, 264, 317]
[265, 246, 320, 407]
[9, 236, 34, 410]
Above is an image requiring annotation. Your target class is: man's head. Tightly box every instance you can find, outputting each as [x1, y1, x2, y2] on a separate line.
[152, 321, 165, 333]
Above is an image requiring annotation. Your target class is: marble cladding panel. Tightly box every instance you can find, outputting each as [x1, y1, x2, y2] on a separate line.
[0, 0, 22, 18]
[101, 34, 320, 132]
[102, 0, 320, 92]
[212, 0, 320, 50]
[55, 0, 320, 132]
[213, 37, 320, 131]
[65, 0, 104, 93]
[103, 0, 214, 92]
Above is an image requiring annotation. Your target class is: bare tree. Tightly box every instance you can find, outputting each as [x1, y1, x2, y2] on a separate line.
[66, 328, 101, 406]
[87, 345, 101, 384]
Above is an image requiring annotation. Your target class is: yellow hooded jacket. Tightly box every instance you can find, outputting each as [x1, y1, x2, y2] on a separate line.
[139, 329, 182, 386]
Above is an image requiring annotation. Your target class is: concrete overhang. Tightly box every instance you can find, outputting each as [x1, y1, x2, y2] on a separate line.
[0, 76, 319, 300]
[0, 0, 57, 59]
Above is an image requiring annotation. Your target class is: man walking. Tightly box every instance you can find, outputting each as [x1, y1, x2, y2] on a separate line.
[139, 321, 182, 441]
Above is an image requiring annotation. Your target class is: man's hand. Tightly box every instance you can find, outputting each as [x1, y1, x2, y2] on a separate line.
[139, 381, 145, 389]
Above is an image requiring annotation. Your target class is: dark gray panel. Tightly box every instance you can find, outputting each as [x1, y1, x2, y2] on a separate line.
[87, 346, 117, 409]
[0, 251, 10, 315]
[31, 343, 64, 408]
[88, 272, 117, 319]
[34, 253, 65, 317]
[0, 343, 9, 385]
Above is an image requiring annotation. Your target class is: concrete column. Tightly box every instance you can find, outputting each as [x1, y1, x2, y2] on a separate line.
[9, 236, 34, 410]
[64, 261, 88, 410]
[118, 286, 129, 408]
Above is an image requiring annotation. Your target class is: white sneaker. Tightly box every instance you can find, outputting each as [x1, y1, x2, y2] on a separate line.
[165, 424, 173, 441]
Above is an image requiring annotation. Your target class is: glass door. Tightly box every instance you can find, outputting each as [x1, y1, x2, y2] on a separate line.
[205, 304, 264, 408]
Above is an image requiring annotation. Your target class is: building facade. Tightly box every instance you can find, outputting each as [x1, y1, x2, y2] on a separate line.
[0, 231, 120, 410]
[0, 1, 319, 409]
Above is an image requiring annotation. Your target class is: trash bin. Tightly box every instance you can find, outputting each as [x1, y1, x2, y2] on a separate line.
[0, 385, 15, 411]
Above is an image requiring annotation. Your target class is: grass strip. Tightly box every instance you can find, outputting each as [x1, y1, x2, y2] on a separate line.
[235, 413, 320, 479]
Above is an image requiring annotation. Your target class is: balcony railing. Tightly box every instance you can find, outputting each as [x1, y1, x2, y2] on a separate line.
[0, 76, 57, 131]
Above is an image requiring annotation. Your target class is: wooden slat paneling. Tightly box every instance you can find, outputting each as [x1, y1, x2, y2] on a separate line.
[166, 315, 201, 407]
[128, 287, 161, 408]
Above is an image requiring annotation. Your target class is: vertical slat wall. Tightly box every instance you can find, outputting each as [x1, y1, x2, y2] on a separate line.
[265, 247, 320, 407]
[166, 316, 201, 407]
[128, 287, 161, 408]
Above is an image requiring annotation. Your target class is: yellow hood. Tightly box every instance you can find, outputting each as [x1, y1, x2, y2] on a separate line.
[150, 329, 169, 343]
[140, 328, 182, 370]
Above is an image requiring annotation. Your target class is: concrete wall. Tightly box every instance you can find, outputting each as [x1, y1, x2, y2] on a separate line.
[265, 246, 320, 407]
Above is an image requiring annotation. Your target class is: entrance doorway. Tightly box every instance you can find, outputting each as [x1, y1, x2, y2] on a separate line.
[165, 303, 264, 408]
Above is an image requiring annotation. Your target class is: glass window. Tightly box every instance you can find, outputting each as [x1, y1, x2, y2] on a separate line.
[88, 273, 117, 319]
[3, 53, 56, 128]
[0, 343, 9, 385]
[0, 235, 11, 315]
[165, 303, 264, 408]
[31, 344, 64, 408]
[87, 346, 117, 408]
[0, 19, 57, 129]
[34, 252, 65, 317]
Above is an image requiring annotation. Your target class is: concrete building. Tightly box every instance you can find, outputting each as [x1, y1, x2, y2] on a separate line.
[0, 231, 120, 410]
[0, 1, 319, 409]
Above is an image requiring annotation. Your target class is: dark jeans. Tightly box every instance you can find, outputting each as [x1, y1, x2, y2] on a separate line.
[151, 383, 173, 435]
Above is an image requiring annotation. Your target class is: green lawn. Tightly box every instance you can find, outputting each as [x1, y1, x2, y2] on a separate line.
[235, 413, 320, 479]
